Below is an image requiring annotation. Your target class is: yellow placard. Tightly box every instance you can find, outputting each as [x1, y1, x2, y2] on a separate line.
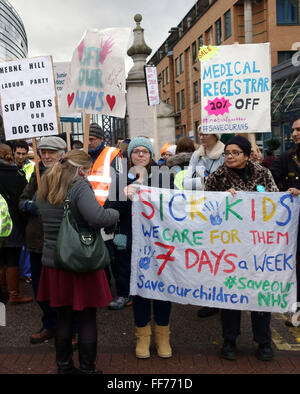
[198, 45, 218, 62]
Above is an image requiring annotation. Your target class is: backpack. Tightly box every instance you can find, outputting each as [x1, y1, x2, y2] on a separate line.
[0, 193, 12, 247]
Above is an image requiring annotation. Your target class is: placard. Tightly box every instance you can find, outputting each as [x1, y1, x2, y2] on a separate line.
[144, 66, 160, 106]
[60, 28, 130, 118]
[131, 187, 299, 313]
[0, 56, 59, 141]
[54, 62, 81, 122]
[200, 43, 271, 134]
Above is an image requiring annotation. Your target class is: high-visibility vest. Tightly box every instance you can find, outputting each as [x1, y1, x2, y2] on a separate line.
[88, 146, 121, 206]
[0, 194, 12, 247]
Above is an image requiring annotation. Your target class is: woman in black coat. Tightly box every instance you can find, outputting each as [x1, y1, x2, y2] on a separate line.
[105, 137, 173, 360]
[0, 143, 32, 304]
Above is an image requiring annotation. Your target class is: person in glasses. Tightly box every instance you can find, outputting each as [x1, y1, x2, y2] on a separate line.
[105, 137, 173, 359]
[184, 127, 225, 318]
[205, 135, 278, 362]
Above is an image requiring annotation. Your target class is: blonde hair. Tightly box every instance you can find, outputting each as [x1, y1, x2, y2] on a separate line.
[38, 150, 92, 204]
[0, 144, 14, 164]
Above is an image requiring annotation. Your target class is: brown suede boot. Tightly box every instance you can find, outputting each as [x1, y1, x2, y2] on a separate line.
[6, 267, 33, 304]
[135, 324, 151, 359]
[154, 324, 172, 358]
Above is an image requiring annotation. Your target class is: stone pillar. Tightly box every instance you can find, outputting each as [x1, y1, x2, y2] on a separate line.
[126, 14, 175, 160]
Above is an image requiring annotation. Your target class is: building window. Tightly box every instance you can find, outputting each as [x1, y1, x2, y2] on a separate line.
[162, 70, 165, 87]
[181, 89, 185, 110]
[180, 53, 184, 73]
[278, 50, 298, 63]
[192, 41, 197, 63]
[193, 81, 199, 104]
[175, 58, 179, 77]
[176, 92, 180, 112]
[195, 121, 200, 143]
[205, 27, 213, 45]
[277, 0, 299, 24]
[198, 35, 203, 48]
[224, 9, 232, 39]
[166, 66, 169, 84]
[215, 18, 222, 45]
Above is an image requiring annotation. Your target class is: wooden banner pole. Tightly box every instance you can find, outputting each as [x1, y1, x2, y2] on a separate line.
[50, 56, 62, 135]
[65, 123, 72, 151]
[32, 138, 41, 188]
[83, 114, 90, 153]
[153, 105, 159, 162]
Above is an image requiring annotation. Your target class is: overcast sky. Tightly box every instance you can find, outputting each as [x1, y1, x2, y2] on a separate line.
[8, 0, 197, 72]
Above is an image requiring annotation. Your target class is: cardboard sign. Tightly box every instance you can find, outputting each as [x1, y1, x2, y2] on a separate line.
[59, 28, 130, 118]
[0, 56, 59, 141]
[145, 66, 160, 106]
[200, 43, 271, 134]
[54, 62, 81, 122]
[130, 187, 299, 313]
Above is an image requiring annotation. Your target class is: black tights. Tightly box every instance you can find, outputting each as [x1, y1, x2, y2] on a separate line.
[56, 306, 97, 344]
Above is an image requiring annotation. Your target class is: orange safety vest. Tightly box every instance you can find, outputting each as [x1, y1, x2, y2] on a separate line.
[88, 146, 121, 206]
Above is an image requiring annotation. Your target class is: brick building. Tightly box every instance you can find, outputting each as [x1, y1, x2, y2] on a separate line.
[149, 0, 300, 143]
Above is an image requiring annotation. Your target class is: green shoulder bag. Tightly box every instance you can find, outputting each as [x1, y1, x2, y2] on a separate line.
[54, 188, 110, 273]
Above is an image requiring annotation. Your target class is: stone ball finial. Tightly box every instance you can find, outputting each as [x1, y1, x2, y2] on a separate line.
[134, 14, 142, 24]
[127, 13, 152, 59]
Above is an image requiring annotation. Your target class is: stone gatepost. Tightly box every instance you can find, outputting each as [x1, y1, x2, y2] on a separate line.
[126, 14, 175, 160]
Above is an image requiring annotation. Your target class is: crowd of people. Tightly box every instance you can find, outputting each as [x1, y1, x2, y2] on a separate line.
[0, 118, 300, 373]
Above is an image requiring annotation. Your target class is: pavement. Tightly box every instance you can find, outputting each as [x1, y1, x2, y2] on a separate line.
[1, 280, 300, 381]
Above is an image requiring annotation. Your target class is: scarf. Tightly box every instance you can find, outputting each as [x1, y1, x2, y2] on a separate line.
[195, 140, 224, 161]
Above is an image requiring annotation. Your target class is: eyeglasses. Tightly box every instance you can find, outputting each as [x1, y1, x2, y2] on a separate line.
[132, 149, 150, 155]
[224, 150, 244, 157]
[199, 134, 209, 138]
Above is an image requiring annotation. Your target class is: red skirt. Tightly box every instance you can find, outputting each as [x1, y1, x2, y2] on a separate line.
[37, 266, 112, 311]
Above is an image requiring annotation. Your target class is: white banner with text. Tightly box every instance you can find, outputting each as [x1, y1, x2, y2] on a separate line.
[130, 187, 299, 313]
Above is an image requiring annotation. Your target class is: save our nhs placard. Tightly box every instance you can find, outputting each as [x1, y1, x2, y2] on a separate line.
[130, 187, 299, 313]
[60, 28, 130, 118]
[199, 43, 271, 134]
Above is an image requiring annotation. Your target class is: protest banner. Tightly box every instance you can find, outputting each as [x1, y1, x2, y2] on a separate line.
[144, 66, 159, 107]
[0, 56, 60, 141]
[54, 62, 82, 151]
[59, 27, 130, 151]
[130, 187, 299, 313]
[199, 43, 271, 134]
[59, 27, 130, 117]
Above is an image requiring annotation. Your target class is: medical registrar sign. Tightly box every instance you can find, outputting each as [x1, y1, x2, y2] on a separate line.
[0, 56, 59, 141]
[199, 43, 271, 134]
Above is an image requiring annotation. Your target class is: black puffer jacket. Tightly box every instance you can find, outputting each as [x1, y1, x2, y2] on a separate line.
[0, 160, 27, 247]
[270, 146, 300, 191]
[37, 177, 119, 268]
[19, 163, 46, 253]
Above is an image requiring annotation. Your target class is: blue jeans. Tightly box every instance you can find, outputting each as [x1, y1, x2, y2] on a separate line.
[133, 295, 171, 327]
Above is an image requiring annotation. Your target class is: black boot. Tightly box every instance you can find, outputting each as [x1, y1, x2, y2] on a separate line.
[55, 337, 78, 374]
[78, 341, 102, 374]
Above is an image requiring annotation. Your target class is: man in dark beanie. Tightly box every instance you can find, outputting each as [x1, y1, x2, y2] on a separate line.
[87, 122, 122, 204]
[204, 134, 278, 362]
[87, 122, 122, 290]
